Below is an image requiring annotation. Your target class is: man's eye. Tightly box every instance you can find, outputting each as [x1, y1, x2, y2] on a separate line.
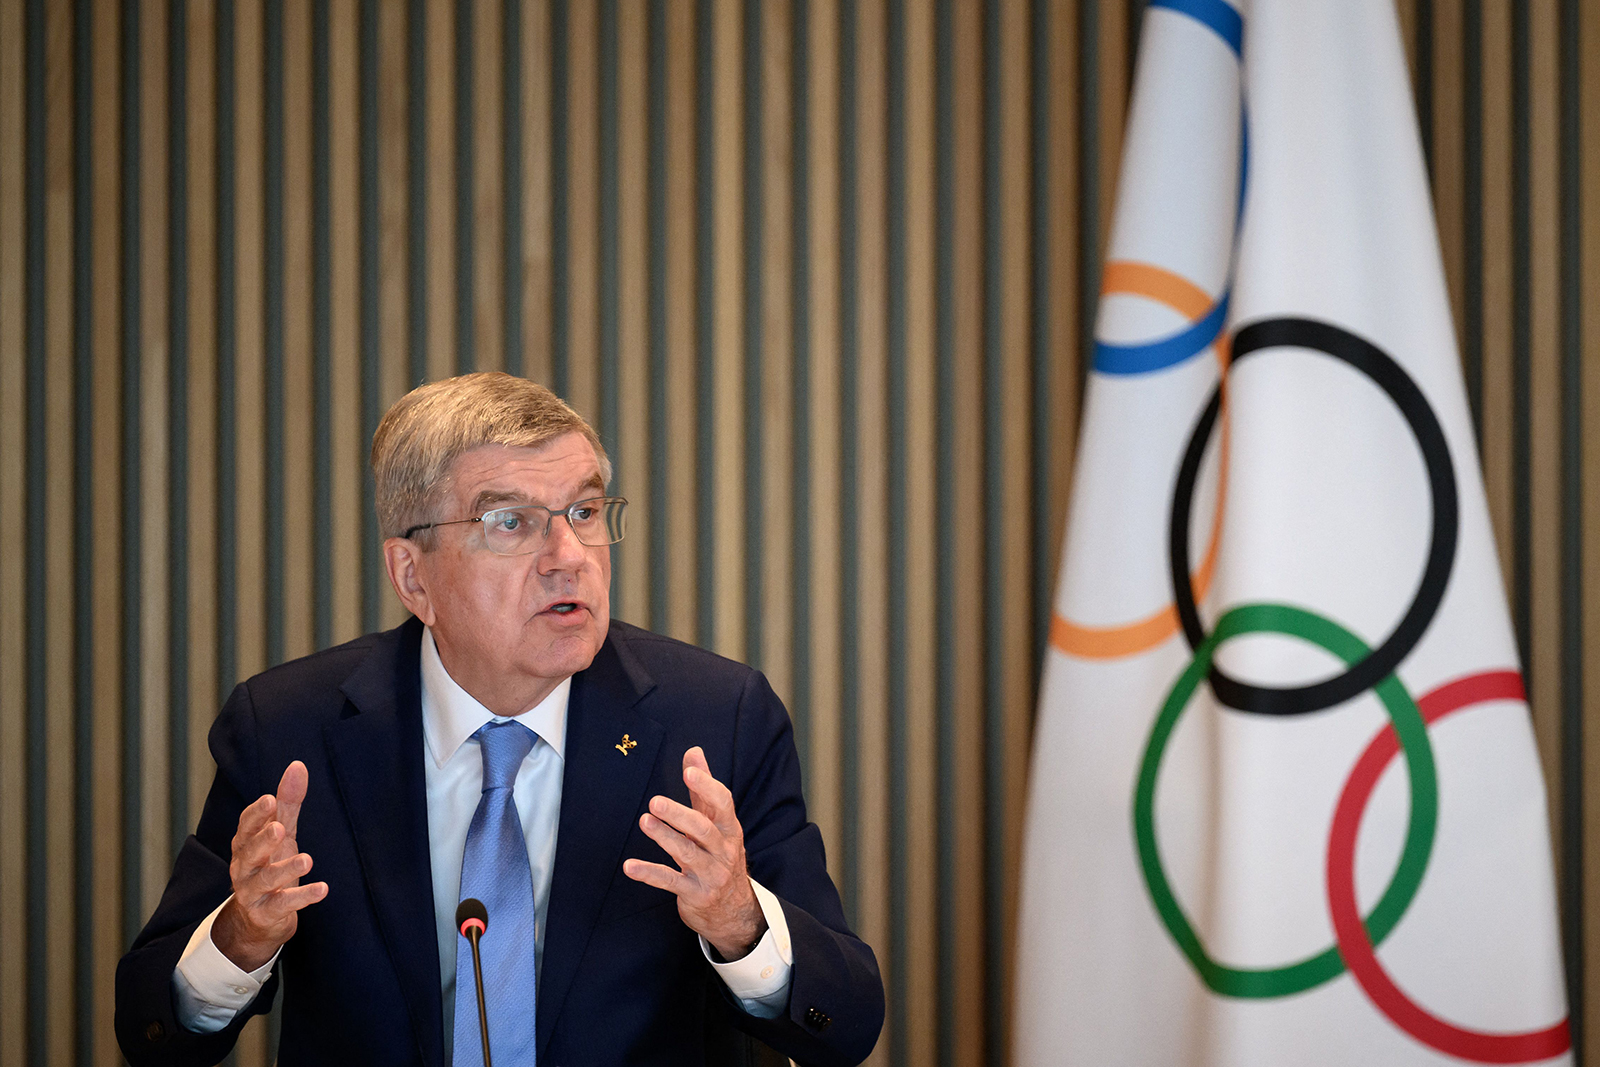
[570, 505, 596, 523]
[492, 513, 522, 532]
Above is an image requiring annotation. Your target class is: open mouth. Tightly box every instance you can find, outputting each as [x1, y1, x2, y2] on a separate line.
[547, 601, 582, 616]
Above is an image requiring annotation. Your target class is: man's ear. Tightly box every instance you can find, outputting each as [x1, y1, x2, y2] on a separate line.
[382, 537, 437, 626]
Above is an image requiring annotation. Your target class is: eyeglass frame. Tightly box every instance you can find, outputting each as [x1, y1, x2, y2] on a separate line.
[400, 495, 629, 554]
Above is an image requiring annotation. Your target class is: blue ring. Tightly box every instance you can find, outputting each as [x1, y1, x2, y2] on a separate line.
[1092, 0, 1245, 377]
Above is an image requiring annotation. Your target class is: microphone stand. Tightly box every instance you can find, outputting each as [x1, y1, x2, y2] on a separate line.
[457, 899, 493, 1067]
[463, 922, 493, 1067]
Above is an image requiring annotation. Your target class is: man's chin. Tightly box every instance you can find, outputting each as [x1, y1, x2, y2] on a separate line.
[528, 622, 606, 673]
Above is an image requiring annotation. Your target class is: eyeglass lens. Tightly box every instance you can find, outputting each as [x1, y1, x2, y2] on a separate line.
[481, 498, 627, 554]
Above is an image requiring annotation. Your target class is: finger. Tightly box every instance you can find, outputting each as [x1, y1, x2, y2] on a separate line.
[260, 850, 315, 889]
[232, 820, 289, 881]
[682, 747, 714, 819]
[274, 760, 310, 839]
[235, 792, 279, 840]
[682, 759, 738, 836]
[683, 745, 711, 777]
[246, 880, 329, 922]
[647, 795, 719, 849]
[639, 812, 702, 873]
[621, 858, 692, 896]
[270, 880, 329, 913]
[236, 850, 312, 902]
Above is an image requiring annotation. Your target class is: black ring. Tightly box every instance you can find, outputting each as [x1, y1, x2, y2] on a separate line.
[1168, 317, 1459, 715]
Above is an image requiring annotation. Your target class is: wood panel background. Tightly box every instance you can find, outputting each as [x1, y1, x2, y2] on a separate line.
[0, 1, 1596, 1065]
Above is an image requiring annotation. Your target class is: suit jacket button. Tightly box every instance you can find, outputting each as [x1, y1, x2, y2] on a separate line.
[804, 1007, 832, 1031]
[145, 1021, 166, 1043]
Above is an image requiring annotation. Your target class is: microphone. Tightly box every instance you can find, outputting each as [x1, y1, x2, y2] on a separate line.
[456, 898, 493, 1067]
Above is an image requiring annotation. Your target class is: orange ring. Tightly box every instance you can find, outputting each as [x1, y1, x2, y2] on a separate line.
[1051, 262, 1230, 659]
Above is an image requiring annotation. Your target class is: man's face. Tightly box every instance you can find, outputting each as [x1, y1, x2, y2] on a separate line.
[396, 433, 612, 716]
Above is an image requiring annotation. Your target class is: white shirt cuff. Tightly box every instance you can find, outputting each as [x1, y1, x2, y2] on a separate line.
[172, 897, 280, 1033]
[699, 877, 794, 1019]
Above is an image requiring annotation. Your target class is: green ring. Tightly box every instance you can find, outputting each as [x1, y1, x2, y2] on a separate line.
[1131, 603, 1438, 998]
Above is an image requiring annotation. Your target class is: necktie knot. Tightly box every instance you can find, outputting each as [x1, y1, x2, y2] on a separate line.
[475, 720, 535, 792]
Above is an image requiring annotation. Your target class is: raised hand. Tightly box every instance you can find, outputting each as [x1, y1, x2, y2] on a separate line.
[622, 747, 767, 960]
[211, 760, 329, 972]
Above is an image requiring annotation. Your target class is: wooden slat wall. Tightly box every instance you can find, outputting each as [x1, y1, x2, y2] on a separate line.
[0, 2, 1595, 1066]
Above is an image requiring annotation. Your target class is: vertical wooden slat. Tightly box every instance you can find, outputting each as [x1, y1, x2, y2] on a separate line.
[43, 0, 77, 1059]
[376, 0, 409, 629]
[1526, 0, 1563, 835]
[282, 0, 314, 662]
[759, 0, 793, 706]
[616, 0, 649, 620]
[949, 5, 986, 1063]
[1582, 0, 1600, 1052]
[1433, 0, 1467, 343]
[566, 0, 601, 422]
[854, 0, 891, 1062]
[236, 0, 268, 682]
[184, 0, 218, 869]
[0, 0, 20, 1047]
[997, 5, 1034, 1063]
[328, 0, 360, 644]
[1094, 0, 1125, 268]
[425, 0, 455, 381]
[1480, 0, 1515, 587]
[1396, 0, 1419, 84]
[375, 0, 408, 404]
[89, 2, 126, 1063]
[473, 0, 503, 373]
[709, 0, 745, 663]
[804, 0, 843, 872]
[233, 3, 269, 1054]
[521, 0, 554, 387]
[1047, 0, 1080, 588]
[0, 0, 27, 1056]
[663, 0, 698, 644]
[136, 0, 173, 931]
[901, 0, 936, 1061]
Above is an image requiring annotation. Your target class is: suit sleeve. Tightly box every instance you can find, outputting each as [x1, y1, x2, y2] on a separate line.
[115, 682, 281, 1067]
[722, 669, 886, 1067]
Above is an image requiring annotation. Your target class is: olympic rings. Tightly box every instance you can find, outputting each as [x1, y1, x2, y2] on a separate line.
[1168, 318, 1460, 715]
[1133, 602, 1438, 998]
[1327, 670, 1572, 1062]
[1052, 262, 1232, 659]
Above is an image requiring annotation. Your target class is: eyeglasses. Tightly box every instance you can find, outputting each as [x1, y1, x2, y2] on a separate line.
[402, 496, 628, 555]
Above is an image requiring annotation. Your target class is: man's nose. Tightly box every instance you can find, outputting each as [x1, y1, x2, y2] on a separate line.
[538, 515, 588, 569]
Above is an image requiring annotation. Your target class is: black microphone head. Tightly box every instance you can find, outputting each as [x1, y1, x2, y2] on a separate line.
[456, 897, 489, 937]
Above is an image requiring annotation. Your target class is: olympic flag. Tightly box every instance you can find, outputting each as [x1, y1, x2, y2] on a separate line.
[1013, 0, 1572, 1064]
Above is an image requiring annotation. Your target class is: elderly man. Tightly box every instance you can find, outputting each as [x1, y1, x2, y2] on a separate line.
[115, 374, 884, 1066]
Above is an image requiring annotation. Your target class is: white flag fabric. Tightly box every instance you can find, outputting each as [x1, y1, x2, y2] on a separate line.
[1013, 0, 1572, 1064]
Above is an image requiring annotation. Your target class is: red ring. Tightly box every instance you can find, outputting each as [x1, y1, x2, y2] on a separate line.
[1326, 670, 1570, 1062]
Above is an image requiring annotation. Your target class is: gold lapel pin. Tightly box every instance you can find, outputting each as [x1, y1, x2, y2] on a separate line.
[615, 734, 638, 755]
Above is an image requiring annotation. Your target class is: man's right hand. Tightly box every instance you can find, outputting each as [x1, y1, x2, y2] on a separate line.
[211, 760, 329, 972]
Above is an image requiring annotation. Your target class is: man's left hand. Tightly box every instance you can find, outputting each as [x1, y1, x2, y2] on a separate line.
[623, 746, 767, 960]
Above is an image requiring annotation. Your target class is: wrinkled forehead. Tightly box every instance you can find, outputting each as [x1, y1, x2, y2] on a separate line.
[443, 435, 605, 515]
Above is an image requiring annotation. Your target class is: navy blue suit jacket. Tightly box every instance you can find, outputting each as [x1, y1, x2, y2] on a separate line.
[115, 618, 883, 1066]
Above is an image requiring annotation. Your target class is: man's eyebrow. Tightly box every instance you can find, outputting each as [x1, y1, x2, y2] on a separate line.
[468, 472, 604, 515]
[469, 489, 529, 514]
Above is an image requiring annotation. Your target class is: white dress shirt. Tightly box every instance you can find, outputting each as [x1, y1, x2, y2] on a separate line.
[173, 628, 794, 1045]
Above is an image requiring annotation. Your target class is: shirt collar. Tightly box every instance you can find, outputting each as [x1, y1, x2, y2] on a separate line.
[420, 626, 570, 767]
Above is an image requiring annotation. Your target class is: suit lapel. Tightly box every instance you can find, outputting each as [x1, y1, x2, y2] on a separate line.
[324, 618, 446, 1067]
[538, 625, 661, 1058]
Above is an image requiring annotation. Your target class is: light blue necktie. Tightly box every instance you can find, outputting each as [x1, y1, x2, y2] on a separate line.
[454, 720, 539, 1067]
